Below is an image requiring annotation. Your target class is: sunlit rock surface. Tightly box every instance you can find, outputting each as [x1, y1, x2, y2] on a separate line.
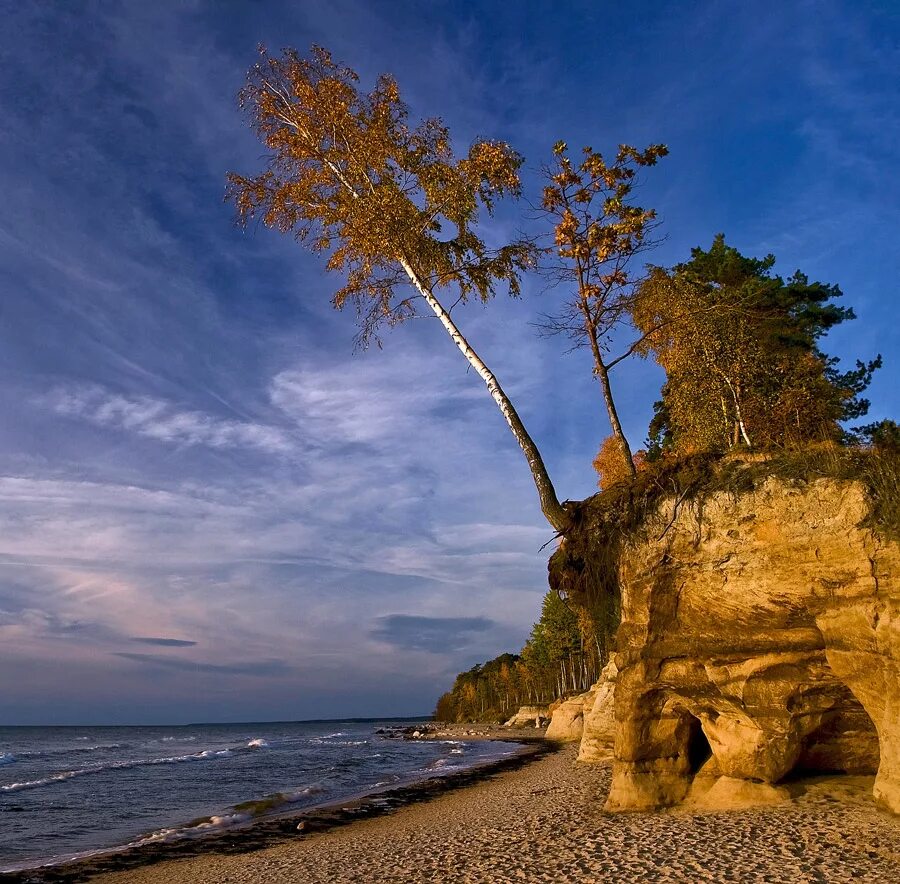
[575, 660, 617, 761]
[546, 691, 592, 743]
[503, 706, 550, 728]
[563, 472, 898, 813]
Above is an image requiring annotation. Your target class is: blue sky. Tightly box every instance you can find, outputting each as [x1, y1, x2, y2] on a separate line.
[0, 0, 897, 724]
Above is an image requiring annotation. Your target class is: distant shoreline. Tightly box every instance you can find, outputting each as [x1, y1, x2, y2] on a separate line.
[0, 727, 552, 884]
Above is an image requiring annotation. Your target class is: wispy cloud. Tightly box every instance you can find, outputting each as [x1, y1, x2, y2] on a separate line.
[370, 615, 495, 653]
[130, 636, 198, 647]
[46, 386, 293, 454]
[113, 652, 290, 677]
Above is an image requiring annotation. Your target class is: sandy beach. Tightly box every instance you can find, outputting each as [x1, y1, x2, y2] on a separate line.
[71, 742, 900, 884]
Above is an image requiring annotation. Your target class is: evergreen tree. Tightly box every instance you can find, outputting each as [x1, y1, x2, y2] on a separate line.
[634, 235, 880, 453]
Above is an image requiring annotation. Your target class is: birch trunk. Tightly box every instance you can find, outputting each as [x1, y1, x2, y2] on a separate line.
[596, 363, 636, 477]
[580, 271, 636, 479]
[399, 257, 571, 533]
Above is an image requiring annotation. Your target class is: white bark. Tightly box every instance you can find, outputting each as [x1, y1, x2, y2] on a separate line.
[399, 257, 571, 533]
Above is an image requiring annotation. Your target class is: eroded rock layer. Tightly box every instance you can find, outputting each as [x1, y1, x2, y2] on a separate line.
[563, 471, 898, 813]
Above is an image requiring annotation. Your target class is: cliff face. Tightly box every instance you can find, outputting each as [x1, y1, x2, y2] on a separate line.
[556, 467, 899, 813]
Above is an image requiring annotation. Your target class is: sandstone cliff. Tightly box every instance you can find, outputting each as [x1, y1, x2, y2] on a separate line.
[503, 706, 550, 728]
[552, 454, 899, 814]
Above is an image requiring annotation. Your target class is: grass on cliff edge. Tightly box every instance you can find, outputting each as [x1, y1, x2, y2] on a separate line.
[573, 443, 900, 543]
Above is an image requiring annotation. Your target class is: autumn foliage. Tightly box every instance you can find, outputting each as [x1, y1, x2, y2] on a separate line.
[593, 435, 647, 489]
[227, 46, 533, 342]
[228, 45, 571, 531]
[540, 141, 668, 477]
[633, 235, 880, 455]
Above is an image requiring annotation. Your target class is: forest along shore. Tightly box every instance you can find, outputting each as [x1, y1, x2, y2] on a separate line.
[76, 745, 900, 884]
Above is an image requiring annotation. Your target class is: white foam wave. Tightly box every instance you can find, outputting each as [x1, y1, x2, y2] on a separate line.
[246, 738, 269, 749]
[0, 753, 15, 766]
[280, 783, 326, 803]
[1, 770, 79, 791]
[1, 748, 235, 792]
[133, 812, 252, 846]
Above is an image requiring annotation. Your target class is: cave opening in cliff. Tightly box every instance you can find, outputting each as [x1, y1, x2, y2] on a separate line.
[686, 716, 713, 774]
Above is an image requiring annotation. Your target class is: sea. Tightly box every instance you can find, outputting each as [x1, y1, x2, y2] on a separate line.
[0, 719, 520, 873]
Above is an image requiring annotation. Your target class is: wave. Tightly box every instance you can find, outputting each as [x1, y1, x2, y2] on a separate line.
[132, 812, 252, 847]
[1, 748, 235, 793]
[246, 738, 268, 749]
[132, 783, 328, 846]
[0, 753, 16, 766]
[0, 813, 248, 875]
[374, 774, 402, 786]
[12, 743, 125, 761]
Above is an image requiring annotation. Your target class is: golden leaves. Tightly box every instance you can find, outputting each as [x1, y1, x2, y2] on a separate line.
[227, 45, 534, 345]
[541, 141, 666, 336]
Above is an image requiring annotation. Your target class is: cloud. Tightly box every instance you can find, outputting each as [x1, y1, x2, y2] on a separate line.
[46, 386, 293, 454]
[113, 652, 290, 677]
[370, 614, 495, 653]
[129, 636, 198, 647]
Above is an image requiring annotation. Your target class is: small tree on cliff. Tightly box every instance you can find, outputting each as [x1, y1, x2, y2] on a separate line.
[227, 46, 571, 532]
[593, 434, 646, 489]
[539, 141, 668, 477]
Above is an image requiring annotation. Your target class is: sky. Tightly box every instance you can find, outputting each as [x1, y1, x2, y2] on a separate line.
[0, 0, 897, 724]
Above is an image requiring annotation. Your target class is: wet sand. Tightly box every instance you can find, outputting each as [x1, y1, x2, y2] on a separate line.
[71, 744, 900, 883]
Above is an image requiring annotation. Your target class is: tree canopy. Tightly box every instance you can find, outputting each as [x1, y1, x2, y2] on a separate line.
[633, 235, 881, 454]
[227, 46, 533, 342]
[228, 45, 885, 535]
[434, 588, 603, 722]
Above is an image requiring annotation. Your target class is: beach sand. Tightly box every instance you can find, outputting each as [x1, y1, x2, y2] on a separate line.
[83, 744, 900, 884]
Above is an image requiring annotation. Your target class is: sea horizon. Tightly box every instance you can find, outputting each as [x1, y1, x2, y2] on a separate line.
[1, 715, 435, 729]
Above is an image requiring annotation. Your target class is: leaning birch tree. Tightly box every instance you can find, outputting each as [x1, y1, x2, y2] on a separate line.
[227, 46, 571, 533]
